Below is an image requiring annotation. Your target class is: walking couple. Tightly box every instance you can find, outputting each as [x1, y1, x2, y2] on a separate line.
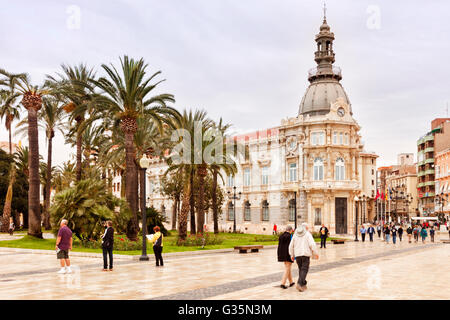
[277, 223, 319, 292]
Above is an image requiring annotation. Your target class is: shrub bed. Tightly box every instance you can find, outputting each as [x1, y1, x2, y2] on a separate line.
[175, 233, 224, 246]
[80, 235, 143, 251]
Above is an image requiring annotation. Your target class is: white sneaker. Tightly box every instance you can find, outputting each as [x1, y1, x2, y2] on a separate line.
[57, 268, 66, 274]
[66, 267, 72, 274]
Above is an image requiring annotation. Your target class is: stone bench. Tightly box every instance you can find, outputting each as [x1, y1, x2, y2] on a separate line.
[234, 245, 264, 253]
[331, 239, 346, 244]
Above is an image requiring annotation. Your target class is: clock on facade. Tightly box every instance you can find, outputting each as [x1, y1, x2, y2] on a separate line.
[286, 137, 297, 152]
[337, 107, 345, 117]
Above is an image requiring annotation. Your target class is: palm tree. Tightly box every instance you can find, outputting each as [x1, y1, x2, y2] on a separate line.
[92, 56, 175, 240]
[15, 96, 65, 229]
[209, 119, 239, 234]
[14, 145, 30, 178]
[39, 98, 65, 229]
[167, 109, 213, 236]
[47, 64, 96, 182]
[0, 70, 23, 154]
[52, 161, 76, 193]
[6, 72, 49, 238]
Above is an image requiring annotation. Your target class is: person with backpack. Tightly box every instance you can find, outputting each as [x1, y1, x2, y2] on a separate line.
[391, 225, 398, 244]
[384, 225, 391, 243]
[429, 226, 435, 243]
[151, 226, 164, 267]
[406, 225, 413, 243]
[398, 225, 403, 242]
[413, 225, 419, 243]
[420, 227, 428, 243]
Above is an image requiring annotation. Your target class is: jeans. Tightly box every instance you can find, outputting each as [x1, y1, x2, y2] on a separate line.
[398, 234, 402, 241]
[153, 245, 164, 266]
[295, 256, 310, 287]
[385, 234, 390, 243]
[102, 246, 113, 269]
[392, 235, 396, 244]
[377, 230, 381, 238]
[361, 233, 366, 242]
[369, 233, 374, 242]
[320, 236, 327, 248]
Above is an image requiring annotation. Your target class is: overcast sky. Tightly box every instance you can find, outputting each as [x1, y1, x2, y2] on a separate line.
[0, 0, 448, 167]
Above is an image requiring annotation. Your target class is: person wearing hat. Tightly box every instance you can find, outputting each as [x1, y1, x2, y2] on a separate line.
[288, 223, 318, 292]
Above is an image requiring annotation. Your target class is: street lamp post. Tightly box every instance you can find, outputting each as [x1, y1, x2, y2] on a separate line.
[293, 186, 299, 230]
[354, 195, 359, 241]
[227, 186, 241, 233]
[362, 194, 366, 224]
[139, 155, 150, 261]
[435, 193, 448, 222]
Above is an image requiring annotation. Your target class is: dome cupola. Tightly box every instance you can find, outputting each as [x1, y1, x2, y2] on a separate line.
[299, 6, 352, 116]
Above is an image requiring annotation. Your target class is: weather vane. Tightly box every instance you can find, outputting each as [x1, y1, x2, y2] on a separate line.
[323, 2, 327, 20]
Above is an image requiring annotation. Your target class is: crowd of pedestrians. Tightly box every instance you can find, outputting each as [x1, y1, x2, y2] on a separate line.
[358, 221, 441, 245]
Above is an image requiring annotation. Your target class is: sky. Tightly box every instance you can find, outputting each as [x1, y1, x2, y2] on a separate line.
[0, 0, 449, 168]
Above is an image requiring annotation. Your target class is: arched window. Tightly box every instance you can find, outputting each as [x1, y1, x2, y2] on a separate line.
[244, 201, 251, 221]
[289, 199, 296, 222]
[314, 158, 324, 181]
[227, 202, 234, 221]
[262, 200, 269, 221]
[335, 158, 345, 181]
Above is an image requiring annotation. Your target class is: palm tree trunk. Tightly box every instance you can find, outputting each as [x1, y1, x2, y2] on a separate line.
[124, 130, 139, 240]
[212, 168, 219, 234]
[8, 127, 12, 154]
[189, 167, 196, 235]
[178, 184, 190, 241]
[1, 165, 15, 233]
[171, 198, 177, 230]
[76, 128, 82, 181]
[196, 164, 207, 234]
[43, 134, 53, 230]
[27, 107, 42, 238]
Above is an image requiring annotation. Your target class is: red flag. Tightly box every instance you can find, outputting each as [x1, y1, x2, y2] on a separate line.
[381, 192, 385, 200]
[375, 190, 380, 200]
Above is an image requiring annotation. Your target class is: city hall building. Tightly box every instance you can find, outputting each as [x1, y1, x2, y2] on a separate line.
[113, 15, 378, 235]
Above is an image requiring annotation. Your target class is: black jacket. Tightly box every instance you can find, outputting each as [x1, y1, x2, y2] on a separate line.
[319, 227, 329, 237]
[102, 227, 114, 249]
[277, 232, 292, 262]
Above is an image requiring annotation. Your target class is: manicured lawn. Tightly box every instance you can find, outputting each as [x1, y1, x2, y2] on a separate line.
[0, 232, 342, 255]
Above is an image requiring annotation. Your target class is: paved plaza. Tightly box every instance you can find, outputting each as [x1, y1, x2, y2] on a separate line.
[0, 234, 449, 300]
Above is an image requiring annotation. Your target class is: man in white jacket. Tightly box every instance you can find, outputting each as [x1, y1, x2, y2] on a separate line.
[289, 223, 318, 292]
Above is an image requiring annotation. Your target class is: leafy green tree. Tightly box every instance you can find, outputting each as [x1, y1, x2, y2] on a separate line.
[145, 207, 169, 236]
[0, 149, 28, 229]
[50, 179, 124, 241]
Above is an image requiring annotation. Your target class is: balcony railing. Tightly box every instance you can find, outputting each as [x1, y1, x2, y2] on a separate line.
[301, 180, 360, 190]
[308, 66, 342, 79]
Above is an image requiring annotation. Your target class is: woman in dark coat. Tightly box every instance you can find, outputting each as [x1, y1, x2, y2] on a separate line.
[277, 225, 294, 289]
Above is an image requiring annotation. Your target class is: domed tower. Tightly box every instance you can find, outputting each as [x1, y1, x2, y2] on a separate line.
[299, 12, 351, 116]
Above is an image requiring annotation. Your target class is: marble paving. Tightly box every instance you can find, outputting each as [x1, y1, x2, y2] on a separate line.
[0, 235, 448, 300]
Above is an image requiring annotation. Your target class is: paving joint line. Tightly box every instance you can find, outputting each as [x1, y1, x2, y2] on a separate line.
[149, 243, 443, 300]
